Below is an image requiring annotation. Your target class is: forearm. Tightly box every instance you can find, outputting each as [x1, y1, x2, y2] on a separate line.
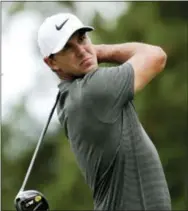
[95, 42, 161, 64]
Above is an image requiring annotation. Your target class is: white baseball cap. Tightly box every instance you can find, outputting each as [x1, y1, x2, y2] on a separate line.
[37, 13, 94, 58]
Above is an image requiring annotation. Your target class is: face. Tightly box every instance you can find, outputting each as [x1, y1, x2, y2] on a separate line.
[46, 30, 98, 79]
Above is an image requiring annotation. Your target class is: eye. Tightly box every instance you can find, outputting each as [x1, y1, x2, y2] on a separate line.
[79, 33, 86, 42]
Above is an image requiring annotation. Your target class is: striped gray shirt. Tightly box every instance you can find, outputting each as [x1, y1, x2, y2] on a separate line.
[57, 62, 171, 210]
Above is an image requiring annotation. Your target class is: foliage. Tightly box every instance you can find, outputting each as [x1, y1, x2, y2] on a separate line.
[2, 2, 187, 210]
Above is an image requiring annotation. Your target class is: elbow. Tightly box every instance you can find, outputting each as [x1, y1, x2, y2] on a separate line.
[157, 47, 167, 70]
[153, 47, 167, 73]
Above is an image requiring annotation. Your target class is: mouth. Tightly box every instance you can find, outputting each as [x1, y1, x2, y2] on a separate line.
[80, 57, 92, 66]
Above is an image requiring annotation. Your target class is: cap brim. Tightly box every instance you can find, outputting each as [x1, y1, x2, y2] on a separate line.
[51, 26, 94, 55]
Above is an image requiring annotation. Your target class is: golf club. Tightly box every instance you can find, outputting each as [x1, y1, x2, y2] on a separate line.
[14, 91, 60, 211]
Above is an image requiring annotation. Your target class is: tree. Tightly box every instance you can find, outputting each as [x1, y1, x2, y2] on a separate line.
[2, 2, 187, 210]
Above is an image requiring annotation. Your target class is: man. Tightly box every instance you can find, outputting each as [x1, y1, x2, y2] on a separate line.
[37, 13, 171, 210]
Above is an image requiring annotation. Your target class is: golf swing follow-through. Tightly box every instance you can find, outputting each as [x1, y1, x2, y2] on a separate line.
[14, 12, 171, 210]
[14, 92, 60, 211]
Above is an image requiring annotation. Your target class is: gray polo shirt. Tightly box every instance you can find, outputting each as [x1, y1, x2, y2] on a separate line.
[57, 62, 171, 210]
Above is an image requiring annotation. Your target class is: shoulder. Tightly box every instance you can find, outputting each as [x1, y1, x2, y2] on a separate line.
[82, 63, 134, 97]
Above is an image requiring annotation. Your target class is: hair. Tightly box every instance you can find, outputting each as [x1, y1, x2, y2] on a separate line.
[49, 54, 54, 60]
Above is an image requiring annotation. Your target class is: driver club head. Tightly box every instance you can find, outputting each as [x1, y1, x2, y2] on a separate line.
[14, 190, 49, 211]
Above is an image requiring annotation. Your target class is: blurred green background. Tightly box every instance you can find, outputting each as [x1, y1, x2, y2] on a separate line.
[2, 1, 187, 210]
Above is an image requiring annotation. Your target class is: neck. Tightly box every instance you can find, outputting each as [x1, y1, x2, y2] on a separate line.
[57, 72, 85, 81]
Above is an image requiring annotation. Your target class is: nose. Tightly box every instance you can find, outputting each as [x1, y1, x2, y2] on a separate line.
[75, 44, 86, 57]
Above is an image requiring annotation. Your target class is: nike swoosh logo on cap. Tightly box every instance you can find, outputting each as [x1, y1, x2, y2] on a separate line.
[55, 18, 69, 31]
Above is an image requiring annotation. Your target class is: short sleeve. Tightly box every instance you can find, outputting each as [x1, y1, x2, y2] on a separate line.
[82, 62, 135, 122]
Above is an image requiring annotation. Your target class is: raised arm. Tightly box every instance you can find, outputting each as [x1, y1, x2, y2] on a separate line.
[94, 42, 167, 93]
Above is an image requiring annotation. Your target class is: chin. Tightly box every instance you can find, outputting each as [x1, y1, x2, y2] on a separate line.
[84, 63, 98, 73]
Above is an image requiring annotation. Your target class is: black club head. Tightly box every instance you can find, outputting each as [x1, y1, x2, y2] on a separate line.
[14, 190, 49, 211]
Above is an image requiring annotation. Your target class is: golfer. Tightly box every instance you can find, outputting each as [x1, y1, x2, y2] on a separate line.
[37, 13, 171, 210]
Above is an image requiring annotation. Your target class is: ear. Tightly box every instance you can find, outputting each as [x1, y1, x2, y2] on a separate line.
[43, 57, 59, 71]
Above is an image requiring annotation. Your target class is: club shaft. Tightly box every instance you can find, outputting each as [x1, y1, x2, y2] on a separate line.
[19, 92, 60, 193]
